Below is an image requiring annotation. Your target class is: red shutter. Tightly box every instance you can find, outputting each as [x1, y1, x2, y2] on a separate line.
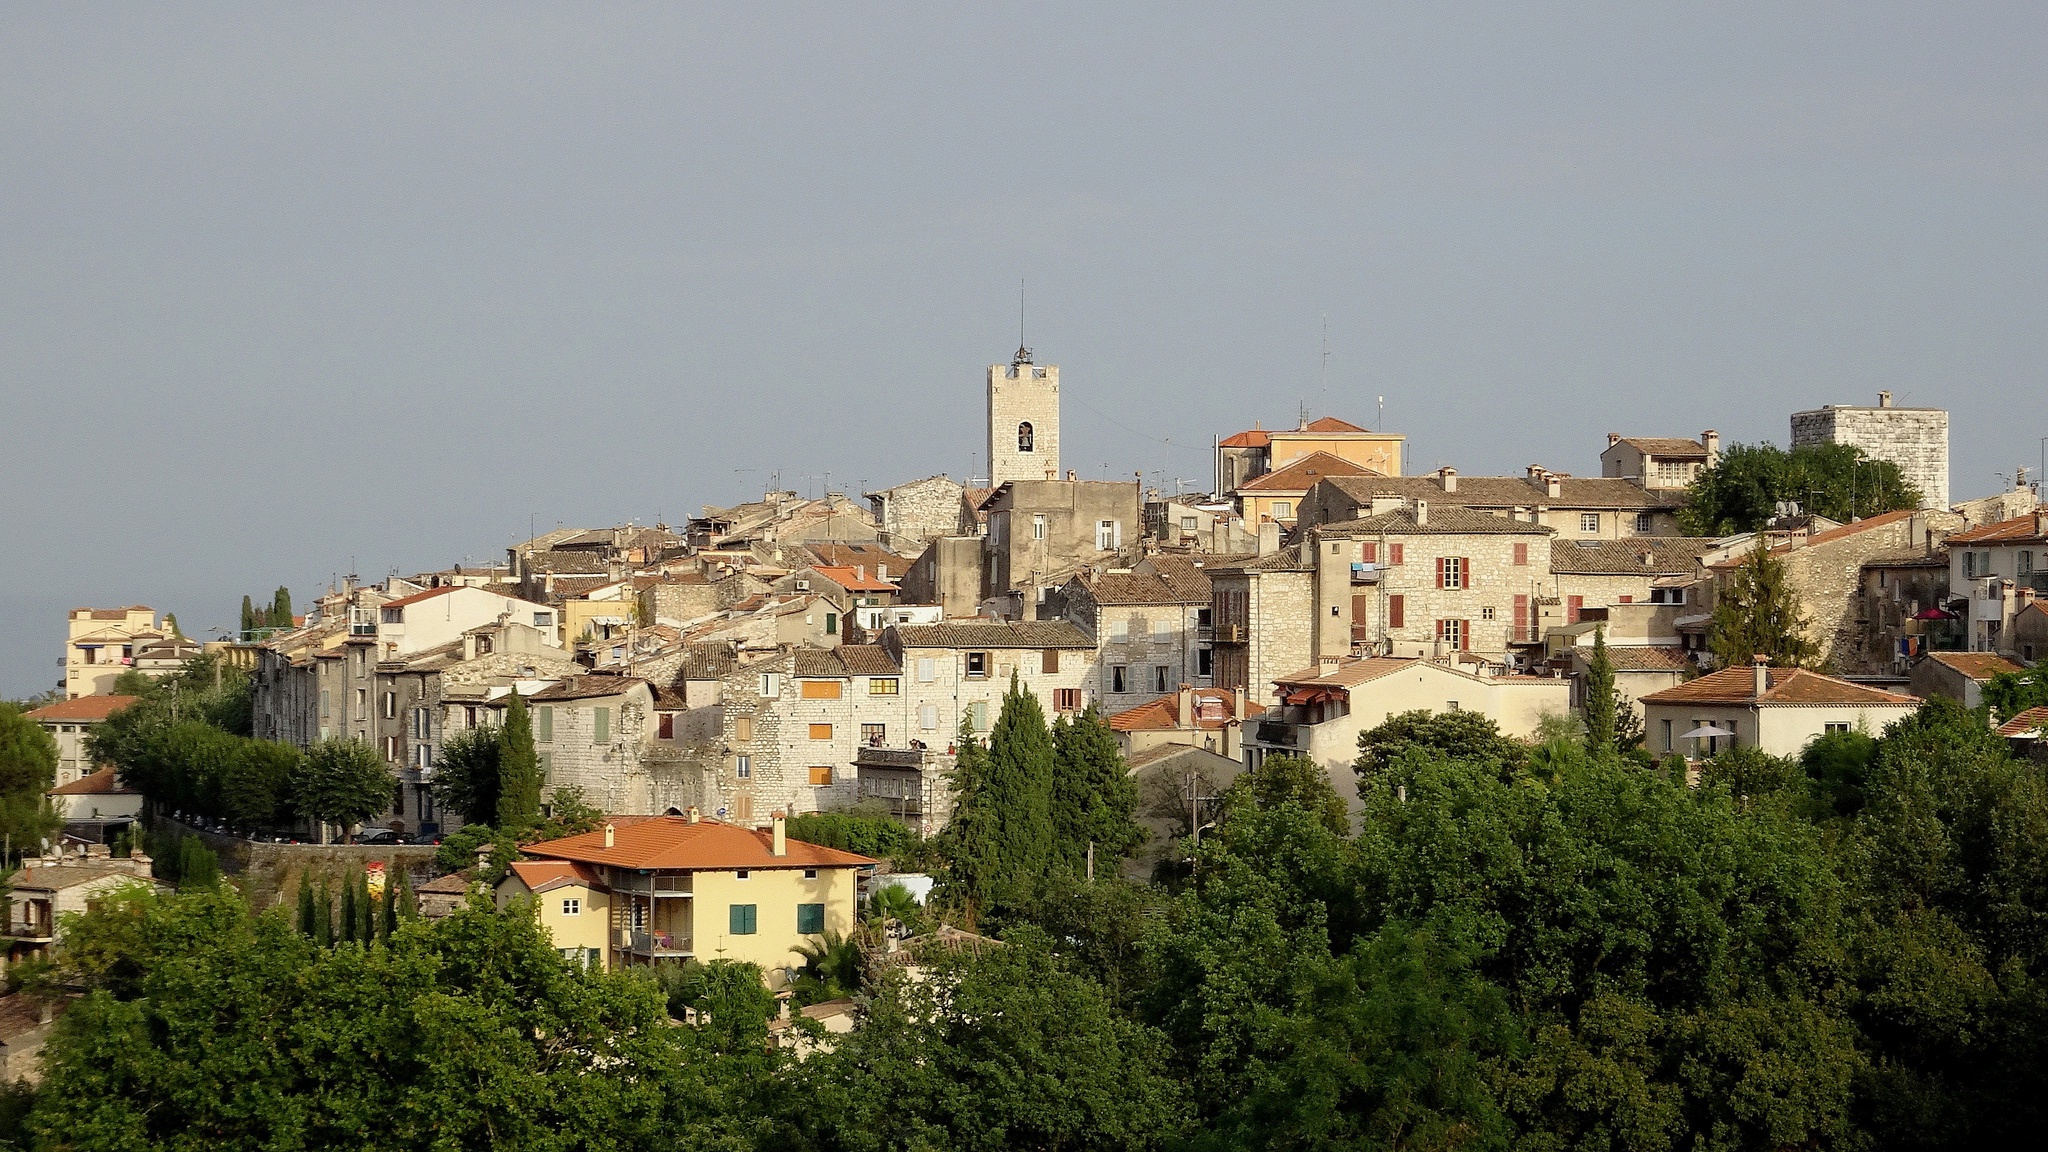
[1435, 558, 1447, 588]
[1390, 543, 1404, 566]
[1567, 595, 1583, 623]
[1618, 595, 1633, 604]
[1513, 542, 1528, 566]
[1388, 595, 1405, 629]
[1461, 619, 1472, 650]
[1513, 594, 1529, 641]
[1462, 557, 1472, 589]
[1362, 542, 1377, 563]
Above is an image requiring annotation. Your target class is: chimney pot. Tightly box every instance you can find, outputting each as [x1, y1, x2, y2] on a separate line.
[1752, 654, 1769, 698]
[1607, 432, 1621, 447]
[1438, 466, 1458, 494]
[1878, 390, 1893, 408]
[1177, 683, 1194, 728]
[602, 822, 615, 848]
[686, 805, 700, 824]
[771, 812, 787, 857]
[1413, 498, 1429, 526]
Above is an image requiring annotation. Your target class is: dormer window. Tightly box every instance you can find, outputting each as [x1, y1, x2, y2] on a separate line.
[1018, 422, 1035, 452]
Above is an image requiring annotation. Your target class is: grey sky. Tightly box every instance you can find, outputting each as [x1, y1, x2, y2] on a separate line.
[3, 3, 2043, 696]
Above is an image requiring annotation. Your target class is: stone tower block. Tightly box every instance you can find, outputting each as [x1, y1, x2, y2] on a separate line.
[1791, 391, 1949, 510]
[987, 350, 1060, 486]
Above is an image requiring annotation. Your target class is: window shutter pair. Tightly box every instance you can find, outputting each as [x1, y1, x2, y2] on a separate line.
[1362, 542, 1378, 563]
[1388, 595, 1405, 629]
[1513, 543, 1528, 566]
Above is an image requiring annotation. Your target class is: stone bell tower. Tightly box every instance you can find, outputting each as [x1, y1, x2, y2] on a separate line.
[986, 345, 1060, 486]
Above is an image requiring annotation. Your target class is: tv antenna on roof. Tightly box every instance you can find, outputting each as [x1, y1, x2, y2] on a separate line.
[1320, 314, 1329, 417]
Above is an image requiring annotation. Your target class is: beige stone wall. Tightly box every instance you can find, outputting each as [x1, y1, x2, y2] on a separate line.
[1791, 403, 1949, 509]
[1331, 532, 1553, 659]
[987, 362, 1060, 485]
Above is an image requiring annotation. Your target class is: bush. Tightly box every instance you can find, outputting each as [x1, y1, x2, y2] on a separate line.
[787, 805, 923, 863]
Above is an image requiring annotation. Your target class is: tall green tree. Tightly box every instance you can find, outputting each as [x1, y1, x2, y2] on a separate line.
[271, 586, 293, 628]
[983, 674, 1057, 909]
[1709, 541, 1820, 670]
[1582, 625, 1617, 755]
[338, 867, 359, 942]
[292, 739, 393, 840]
[0, 701, 62, 860]
[1050, 706, 1143, 874]
[1682, 440, 1920, 535]
[295, 874, 317, 938]
[936, 722, 1000, 928]
[429, 725, 502, 827]
[239, 595, 256, 636]
[496, 691, 542, 830]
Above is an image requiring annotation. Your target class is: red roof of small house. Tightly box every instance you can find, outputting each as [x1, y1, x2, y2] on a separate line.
[1640, 665, 1920, 707]
[1948, 511, 2048, 545]
[811, 565, 898, 593]
[522, 816, 876, 872]
[1235, 451, 1381, 495]
[48, 767, 134, 796]
[1108, 688, 1264, 731]
[1996, 706, 2048, 738]
[1921, 651, 2025, 682]
[25, 696, 140, 723]
[1293, 416, 1372, 434]
[376, 586, 461, 610]
[1219, 428, 1271, 449]
[504, 859, 604, 895]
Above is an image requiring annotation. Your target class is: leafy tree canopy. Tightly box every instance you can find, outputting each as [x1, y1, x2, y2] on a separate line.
[1682, 440, 1920, 535]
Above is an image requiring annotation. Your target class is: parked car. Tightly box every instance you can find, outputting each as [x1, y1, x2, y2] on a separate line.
[355, 828, 406, 845]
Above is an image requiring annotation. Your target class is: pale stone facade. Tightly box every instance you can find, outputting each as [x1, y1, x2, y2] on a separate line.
[987, 352, 1060, 486]
[1210, 552, 1317, 708]
[1791, 392, 1949, 510]
[1317, 505, 1556, 662]
[867, 475, 968, 544]
[63, 606, 161, 698]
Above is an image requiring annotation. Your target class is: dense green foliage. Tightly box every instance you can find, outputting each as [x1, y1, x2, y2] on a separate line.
[0, 701, 62, 861]
[292, 739, 393, 835]
[427, 724, 502, 825]
[1982, 663, 2048, 723]
[1681, 440, 1920, 535]
[1709, 540, 1821, 670]
[786, 807, 921, 862]
[496, 690, 542, 830]
[1583, 625, 1618, 754]
[1050, 706, 1143, 873]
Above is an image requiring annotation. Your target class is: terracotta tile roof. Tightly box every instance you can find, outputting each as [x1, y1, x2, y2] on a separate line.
[1319, 505, 1554, 536]
[48, 767, 134, 796]
[1615, 437, 1708, 457]
[523, 816, 876, 871]
[792, 645, 900, 678]
[1862, 549, 1947, 569]
[505, 859, 603, 895]
[678, 643, 737, 681]
[377, 586, 460, 610]
[1599, 646, 1693, 672]
[542, 576, 614, 601]
[1548, 538, 1716, 575]
[1996, 706, 2048, 738]
[804, 542, 918, 571]
[811, 565, 899, 593]
[1108, 688, 1262, 731]
[1708, 511, 1924, 571]
[1141, 554, 1238, 600]
[1948, 511, 2048, 545]
[1921, 651, 2025, 681]
[25, 696, 140, 723]
[1073, 569, 1203, 606]
[890, 620, 1094, 649]
[1640, 665, 1920, 707]
[523, 551, 614, 574]
[528, 675, 647, 702]
[1295, 416, 1372, 433]
[1273, 656, 1423, 689]
[1235, 451, 1381, 494]
[1320, 474, 1686, 512]
[417, 870, 477, 895]
[8, 864, 159, 893]
[1218, 428, 1271, 449]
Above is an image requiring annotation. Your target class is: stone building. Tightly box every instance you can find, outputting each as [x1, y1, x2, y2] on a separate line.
[642, 571, 720, 627]
[867, 475, 969, 544]
[1215, 416, 1407, 494]
[1946, 510, 2048, 657]
[981, 478, 1144, 612]
[1854, 548, 1954, 670]
[1546, 538, 1716, 634]
[1299, 468, 1687, 540]
[22, 695, 139, 788]
[1056, 562, 1214, 713]
[898, 537, 987, 618]
[1909, 651, 2024, 711]
[1210, 549, 1317, 708]
[529, 674, 712, 818]
[1599, 432, 1719, 489]
[987, 349, 1060, 485]
[1791, 391, 1949, 510]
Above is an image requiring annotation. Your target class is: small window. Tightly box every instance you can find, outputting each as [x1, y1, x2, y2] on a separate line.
[869, 677, 899, 696]
[657, 713, 675, 739]
[736, 754, 752, 779]
[797, 903, 826, 934]
[920, 703, 939, 730]
[1111, 665, 1128, 693]
[1635, 513, 1654, 533]
[809, 723, 833, 740]
[1824, 723, 1851, 734]
[736, 870, 750, 881]
[561, 898, 581, 916]
[735, 716, 754, 742]
[1154, 665, 1169, 692]
[536, 706, 554, 743]
[965, 652, 989, 679]
[1042, 649, 1059, 674]
[1272, 501, 1292, 521]
[862, 722, 885, 744]
[1581, 513, 1601, 532]
[810, 766, 833, 786]
[534, 612, 552, 628]
[1180, 516, 1198, 533]
[729, 904, 758, 935]
[1018, 422, 1035, 452]
[1097, 520, 1117, 550]
[1480, 606, 1496, 621]
[804, 868, 818, 879]
[1054, 688, 1081, 712]
[1032, 513, 1047, 540]
[917, 657, 936, 682]
[801, 680, 843, 699]
[1512, 543, 1528, 566]
[759, 673, 781, 698]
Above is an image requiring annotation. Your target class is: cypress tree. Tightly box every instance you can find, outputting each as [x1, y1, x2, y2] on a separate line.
[339, 870, 358, 943]
[313, 882, 333, 948]
[936, 721, 999, 929]
[296, 873, 317, 937]
[497, 691, 542, 831]
[1050, 705, 1143, 874]
[240, 596, 256, 636]
[382, 874, 401, 937]
[272, 586, 293, 627]
[1584, 625, 1618, 755]
[983, 674, 1056, 909]
[356, 871, 374, 942]
[1710, 541, 1819, 670]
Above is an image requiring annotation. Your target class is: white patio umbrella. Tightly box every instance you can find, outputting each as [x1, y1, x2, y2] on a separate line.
[1679, 724, 1735, 740]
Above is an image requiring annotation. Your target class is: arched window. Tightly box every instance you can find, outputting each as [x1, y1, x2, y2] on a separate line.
[1018, 422, 1035, 452]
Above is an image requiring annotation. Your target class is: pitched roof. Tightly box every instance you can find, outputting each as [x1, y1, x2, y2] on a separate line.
[1235, 451, 1381, 495]
[1073, 569, 1204, 606]
[1598, 646, 1693, 672]
[527, 675, 648, 703]
[1615, 437, 1708, 457]
[1318, 505, 1554, 536]
[1293, 416, 1372, 434]
[25, 696, 140, 723]
[523, 816, 876, 871]
[7, 864, 159, 893]
[890, 620, 1095, 649]
[377, 586, 461, 610]
[417, 870, 478, 895]
[1319, 474, 1685, 512]
[1273, 656, 1425, 689]
[1548, 538, 1716, 575]
[49, 767, 134, 796]
[1108, 688, 1263, 731]
[1218, 428, 1271, 449]
[792, 645, 900, 678]
[1996, 706, 2048, 738]
[505, 859, 603, 895]
[1948, 511, 2048, 545]
[1141, 554, 1238, 601]
[1639, 665, 1920, 707]
[1921, 651, 2025, 682]
[810, 565, 898, 593]
[1709, 510, 1924, 570]
[677, 643, 737, 681]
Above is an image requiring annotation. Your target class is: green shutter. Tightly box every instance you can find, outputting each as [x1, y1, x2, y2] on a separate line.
[593, 706, 609, 744]
[730, 904, 757, 935]
[797, 903, 825, 934]
[825, 612, 838, 635]
[536, 706, 552, 743]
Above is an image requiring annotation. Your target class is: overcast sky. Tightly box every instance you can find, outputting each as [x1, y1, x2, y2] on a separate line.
[3, 3, 2043, 697]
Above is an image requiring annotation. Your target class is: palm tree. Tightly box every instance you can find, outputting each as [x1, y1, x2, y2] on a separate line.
[866, 882, 923, 936]
[789, 930, 864, 1005]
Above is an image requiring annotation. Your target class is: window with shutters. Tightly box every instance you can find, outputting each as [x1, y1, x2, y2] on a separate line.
[965, 652, 989, 679]
[797, 903, 826, 934]
[1438, 556, 1467, 589]
[809, 766, 833, 785]
[1513, 594, 1529, 641]
[919, 704, 939, 730]
[809, 723, 833, 740]
[824, 612, 838, 635]
[800, 680, 842, 699]
[593, 707, 610, 745]
[1111, 665, 1128, 693]
[1154, 665, 1170, 692]
[1436, 619, 1467, 649]
[729, 904, 758, 935]
[1362, 542, 1378, 563]
[1054, 688, 1081, 712]
[1512, 543, 1528, 566]
[1388, 595, 1405, 630]
[917, 657, 936, 682]
[967, 701, 989, 732]
[1389, 543, 1405, 566]
[1272, 501, 1292, 521]
[1042, 649, 1059, 674]
[383, 691, 396, 719]
[1033, 513, 1047, 540]
[1567, 596, 1584, 623]
[657, 713, 674, 739]
[735, 716, 754, 742]
[320, 690, 330, 719]
[383, 735, 397, 762]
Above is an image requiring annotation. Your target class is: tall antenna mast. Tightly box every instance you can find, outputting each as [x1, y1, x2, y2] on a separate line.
[1013, 278, 1032, 366]
[1319, 314, 1329, 417]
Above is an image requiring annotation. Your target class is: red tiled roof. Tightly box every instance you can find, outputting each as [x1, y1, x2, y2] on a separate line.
[1615, 437, 1708, 457]
[1219, 428, 1271, 449]
[1921, 651, 2025, 682]
[505, 859, 603, 894]
[811, 565, 898, 592]
[1948, 512, 2048, 545]
[1996, 706, 2048, 738]
[1640, 665, 1920, 706]
[523, 816, 877, 871]
[1235, 450, 1381, 494]
[1108, 688, 1263, 731]
[49, 767, 134, 796]
[1295, 416, 1372, 434]
[1273, 656, 1422, 689]
[25, 696, 140, 723]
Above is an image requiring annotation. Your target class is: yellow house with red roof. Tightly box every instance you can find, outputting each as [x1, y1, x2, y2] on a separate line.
[499, 811, 874, 981]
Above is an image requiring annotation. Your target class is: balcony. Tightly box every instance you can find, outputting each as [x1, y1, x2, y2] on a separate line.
[1254, 720, 1304, 750]
[624, 930, 693, 958]
[854, 746, 928, 770]
[1214, 623, 1248, 644]
[4, 919, 55, 942]
[610, 873, 693, 896]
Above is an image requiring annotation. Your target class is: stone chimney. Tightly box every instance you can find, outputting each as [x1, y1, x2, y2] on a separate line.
[2036, 509, 2048, 538]
[1369, 494, 1405, 517]
[1233, 687, 1246, 723]
[878, 563, 889, 581]
[1702, 429, 1720, 468]
[1257, 520, 1282, 556]
[1066, 469, 1077, 482]
[1413, 498, 1429, 527]
[1607, 432, 1622, 447]
[1177, 683, 1194, 728]
[1878, 390, 1893, 408]
[771, 812, 787, 857]
[1545, 474, 1562, 500]
[685, 806, 700, 824]
[602, 822, 615, 848]
[1753, 654, 1770, 698]
[1438, 466, 1458, 493]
